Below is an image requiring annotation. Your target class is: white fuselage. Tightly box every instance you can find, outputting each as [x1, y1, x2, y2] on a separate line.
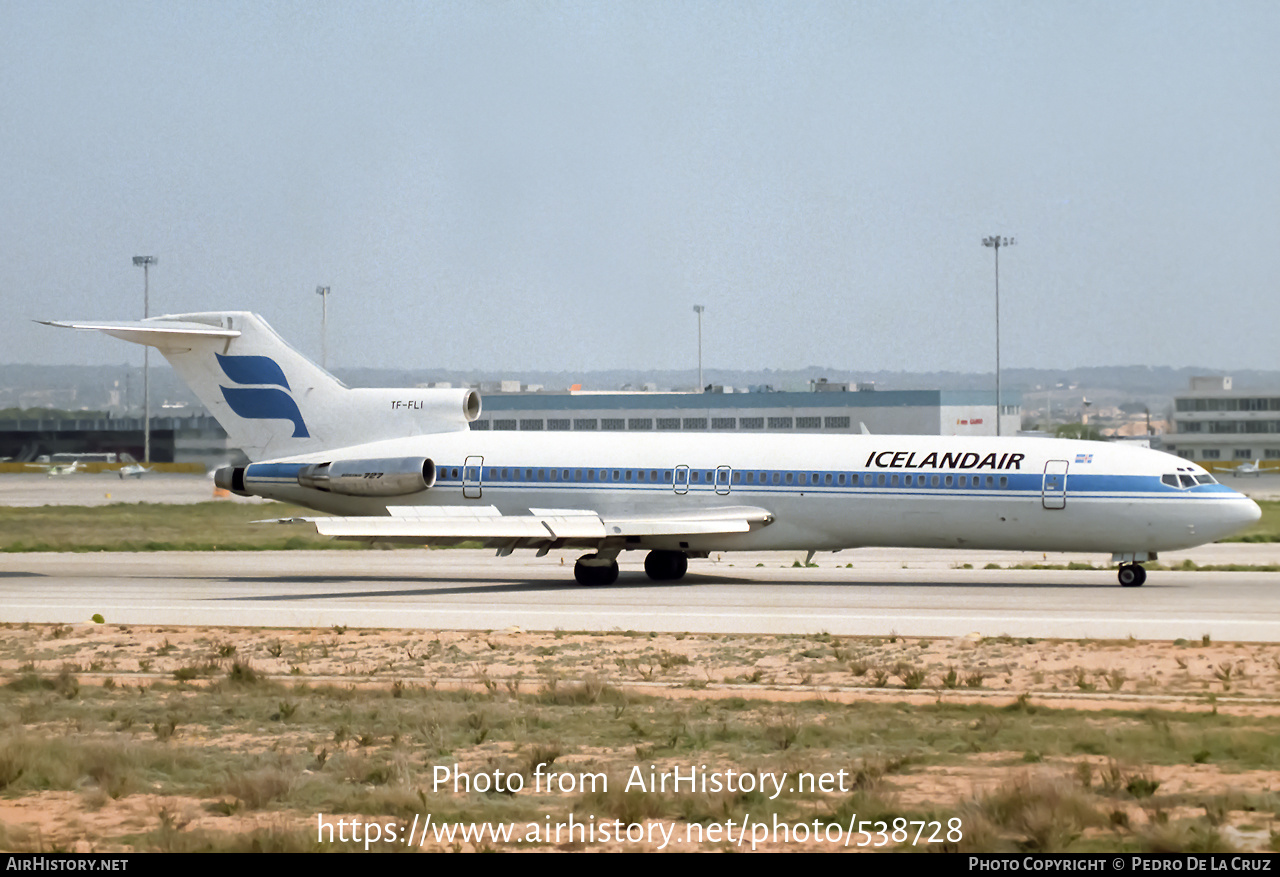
[238, 431, 1260, 556]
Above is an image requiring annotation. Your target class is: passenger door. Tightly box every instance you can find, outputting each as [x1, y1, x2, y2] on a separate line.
[1042, 460, 1068, 509]
[463, 455, 484, 499]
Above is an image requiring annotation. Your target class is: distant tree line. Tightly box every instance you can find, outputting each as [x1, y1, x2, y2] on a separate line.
[1053, 423, 1105, 441]
[0, 407, 110, 421]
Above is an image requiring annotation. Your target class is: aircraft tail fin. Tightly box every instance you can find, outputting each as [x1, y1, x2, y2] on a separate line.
[42, 313, 480, 461]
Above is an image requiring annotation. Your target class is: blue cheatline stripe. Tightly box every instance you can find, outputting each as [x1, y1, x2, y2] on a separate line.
[415, 465, 1236, 498]
[245, 459, 1242, 503]
[216, 353, 291, 390]
[241, 457, 1239, 500]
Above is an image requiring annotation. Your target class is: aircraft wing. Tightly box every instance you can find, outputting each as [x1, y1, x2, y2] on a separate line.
[265, 505, 775, 549]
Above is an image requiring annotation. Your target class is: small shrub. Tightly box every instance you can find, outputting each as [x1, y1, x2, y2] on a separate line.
[766, 717, 800, 751]
[221, 767, 296, 810]
[1126, 775, 1160, 799]
[525, 744, 561, 777]
[895, 663, 926, 689]
[226, 660, 262, 685]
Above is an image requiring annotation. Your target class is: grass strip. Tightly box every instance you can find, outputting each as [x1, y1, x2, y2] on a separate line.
[0, 502, 363, 551]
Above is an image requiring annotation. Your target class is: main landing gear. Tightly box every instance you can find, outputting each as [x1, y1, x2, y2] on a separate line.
[644, 550, 688, 581]
[572, 550, 690, 585]
[1117, 563, 1146, 587]
[573, 553, 619, 586]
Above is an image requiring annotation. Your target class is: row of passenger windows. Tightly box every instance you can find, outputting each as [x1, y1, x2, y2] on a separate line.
[435, 467, 1012, 489]
[471, 416, 854, 431]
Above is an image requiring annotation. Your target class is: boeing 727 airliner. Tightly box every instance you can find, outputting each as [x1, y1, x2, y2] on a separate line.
[44, 312, 1260, 587]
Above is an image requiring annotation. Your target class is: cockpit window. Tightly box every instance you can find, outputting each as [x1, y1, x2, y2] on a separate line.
[1179, 474, 1197, 488]
[1161, 474, 1179, 488]
[1195, 474, 1216, 485]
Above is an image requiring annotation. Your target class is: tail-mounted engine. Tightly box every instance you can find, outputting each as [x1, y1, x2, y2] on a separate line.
[297, 457, 436, 496]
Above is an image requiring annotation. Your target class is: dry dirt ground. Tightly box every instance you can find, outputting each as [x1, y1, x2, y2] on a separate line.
[0, 623, 1278, 852]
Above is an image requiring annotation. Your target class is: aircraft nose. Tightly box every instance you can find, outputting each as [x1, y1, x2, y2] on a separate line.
[1209, 495, 1261, 540]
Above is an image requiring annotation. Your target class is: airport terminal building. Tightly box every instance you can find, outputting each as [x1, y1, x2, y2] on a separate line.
[1165, 376, 1280, 469]
[473, 384, 1022, 438]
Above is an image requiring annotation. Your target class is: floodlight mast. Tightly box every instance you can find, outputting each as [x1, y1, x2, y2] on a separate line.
[981, 236, 1015, 436]
[316, 286, 330, 369]
[132, 256, 158, 462]
[692, 305, 705, 393]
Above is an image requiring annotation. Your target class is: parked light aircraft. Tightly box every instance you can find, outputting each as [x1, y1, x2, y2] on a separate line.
[117, 464, 152, 479]
[44, 313, 1261, 587]
[1222, 459, 1271, 478]
[25, 460, 81, 477]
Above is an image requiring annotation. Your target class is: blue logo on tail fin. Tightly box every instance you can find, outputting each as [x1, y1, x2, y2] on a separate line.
[216, 353, 291, 389]
[220, 387, 310, 438]
[217, 354, 309, 437]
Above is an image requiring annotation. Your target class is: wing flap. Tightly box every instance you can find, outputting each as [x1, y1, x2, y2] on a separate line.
[598, 507, 772, 536]
[267, 505, 773, 542]
[308, 514, 608, 540]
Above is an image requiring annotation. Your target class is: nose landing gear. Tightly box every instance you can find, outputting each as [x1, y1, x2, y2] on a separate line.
[1117, 563, 1146, 587]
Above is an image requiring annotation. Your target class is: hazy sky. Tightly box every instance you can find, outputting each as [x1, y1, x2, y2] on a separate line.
[3, 1, 1278, 375]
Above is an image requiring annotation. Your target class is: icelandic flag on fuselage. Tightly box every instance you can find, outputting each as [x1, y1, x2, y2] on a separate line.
[216, 353, 310, 438]
[1075, 453, 1093, 464]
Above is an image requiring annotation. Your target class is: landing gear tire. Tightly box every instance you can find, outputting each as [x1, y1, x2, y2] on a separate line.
[574, 554, 619, 586]
[1118, 563, 1146, 587]
[644, 550, 688, 581]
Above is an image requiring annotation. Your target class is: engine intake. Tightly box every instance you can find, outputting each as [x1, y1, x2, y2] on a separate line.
[297, 457, 436, 497]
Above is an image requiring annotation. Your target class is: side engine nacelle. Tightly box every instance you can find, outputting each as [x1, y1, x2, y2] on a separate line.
[213, 465, 249, 496]
[296, 457, 436, 497]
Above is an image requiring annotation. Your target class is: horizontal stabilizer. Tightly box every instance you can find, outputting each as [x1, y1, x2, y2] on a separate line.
[39, 319, 240, 349]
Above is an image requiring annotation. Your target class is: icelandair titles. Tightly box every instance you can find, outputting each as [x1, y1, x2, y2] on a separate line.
[865, 450, 1025, 471]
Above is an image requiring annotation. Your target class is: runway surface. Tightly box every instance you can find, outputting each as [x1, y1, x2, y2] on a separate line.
[2, 472, 1278, 640]
[2, 548, 1278, 641]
